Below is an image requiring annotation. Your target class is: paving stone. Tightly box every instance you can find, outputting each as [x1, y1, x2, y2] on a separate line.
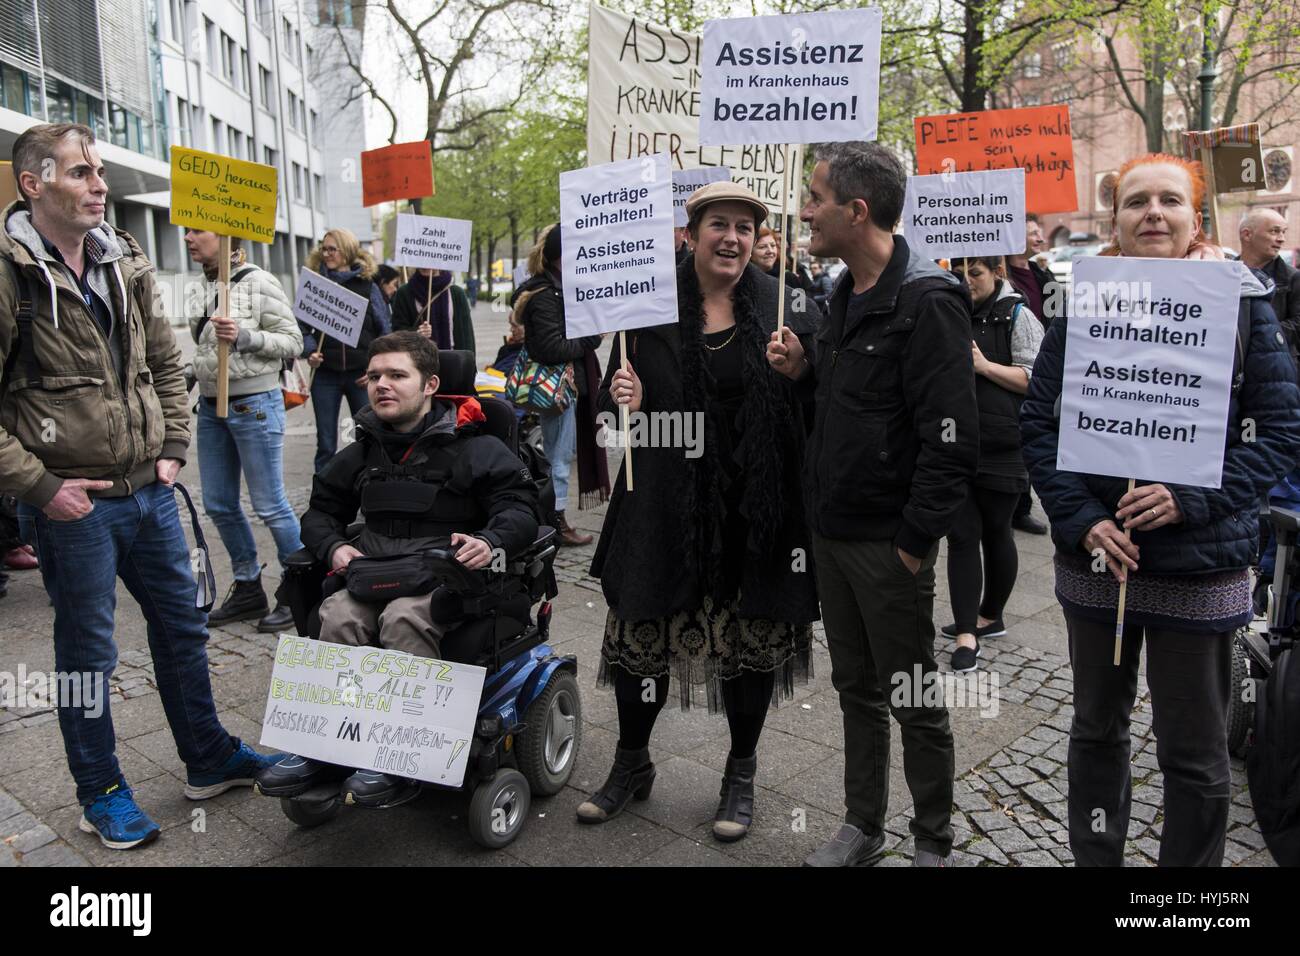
[990, 778, 1015, 798]
[17, 842, 89, 866]
[0, 791, 24, 824]
[965, 838, 1009, 865]
[1222, 840, 1254, 864]
[997, 764, 1039, 787]
[0, 811, 39, 838]
[1134, 837, 1163, 861]
[1026, 696, 1058, 713]
[1052, 830, 1070, 845]
[1027, 725, 1065, 743]
[1050, 845, 1074, 863]
[1027, 757, 1058, 777]
[1010, 736, 1052, 757]
[988, 753, 1011, 769]
[1045, 741, 1069, 762]
[1127, 817, 1147, 840]
[7, 823, 58, 853]
[953, 789, 991, 814]
[970, 810, 1016, 833]
[1132, 785, 1163, 806]
[1012, 848, 1060, 866]
[1021, 820, 1047, 840]
[1023, 781, 1064, 806]
[1227, 826, 1266, 851]
[988, 826, 1038, 855]
[1044, 801, 1069, 823]
[1129, 802, 1157, 824]
[1000, 688, 1029, 705]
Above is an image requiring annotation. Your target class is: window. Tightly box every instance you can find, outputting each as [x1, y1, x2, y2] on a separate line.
[211, 117, 224, 153]
[205, 17, 217, 70]
[309, 109, 319, 140]
[287, 90, 301, 130]
[1023, 53, 1042, 79]
[1051, 40, 1072, 68]
[1051, 85, 1072, 105]
[264, 146, 277, 167]
[292, 162, 305, 201]
[256, 0, 272, 33]
[228, 127, 241, 158]
[282, 17, 300, 64]
[168, 0, 185, 43]
[1022, 91, 1042, 107]
[313, 173, 324, 209]
[1, 63, 35, 116]
[259, 66, 273, 110]
[240, 50, 250, 93]
[174, 94, 191, 146]
[319, 0, 353, 27]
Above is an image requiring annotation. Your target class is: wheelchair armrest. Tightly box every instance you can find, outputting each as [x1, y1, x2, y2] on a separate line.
[1267, 504, 1300, 537]
[284, 547, 318, 570]
[516, 527, 558, 562]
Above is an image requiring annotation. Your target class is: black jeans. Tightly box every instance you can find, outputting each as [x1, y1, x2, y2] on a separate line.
[946, 487, 1020, 633]
[812, 532, 954, 855]
[1065, 613, 1232, 866]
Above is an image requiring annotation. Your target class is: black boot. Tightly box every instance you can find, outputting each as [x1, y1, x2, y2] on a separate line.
[555, 511, 593, 547]
[575, 746, 655, 823]
[712, 753, 756, 842]
[257, 603, 295, 634]
[208, 578, 269, 626]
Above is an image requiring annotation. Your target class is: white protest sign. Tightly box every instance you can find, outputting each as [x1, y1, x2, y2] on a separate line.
[902, 168, 1026, 260]
[586, 3, 787, 212]
[699, 8, 882, 146]
[560, 153, 678, 338]
[293, 269, 370, 348]
[259, 635, 487, 788]
[1058, 257, 1242, 488]
[394, 213, 472, 271]
[672, 166, 732, 227]
[512, 264, 529, 288]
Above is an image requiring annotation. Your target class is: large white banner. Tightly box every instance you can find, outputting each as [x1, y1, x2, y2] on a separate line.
[902, 168, 1026, 260]
[259, 636, 487, 788]
[699, 8, 882, 146]
[394, 213, 472, 271]
[586, 3, 788, 213]
[1058, 257, 1242, 488]
[559, 153, 678, 338]
[293, 269, 370, 348]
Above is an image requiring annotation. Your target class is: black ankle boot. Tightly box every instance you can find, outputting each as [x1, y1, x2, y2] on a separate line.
[575, 746, 655, 824]
[713, 753, 756, 842]
[208, 578, 269, 626]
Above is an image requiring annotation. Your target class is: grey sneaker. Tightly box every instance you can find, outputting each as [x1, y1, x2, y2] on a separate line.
[913, 848, 953, 867]
[803, 823, 886, 867]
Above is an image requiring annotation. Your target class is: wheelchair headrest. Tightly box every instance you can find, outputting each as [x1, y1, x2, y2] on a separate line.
[437, 349, 477, 396]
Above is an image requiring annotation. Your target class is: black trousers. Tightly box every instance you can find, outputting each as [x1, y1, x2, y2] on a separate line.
[1065, 613, 1232, 866]
[812, 532, 954, 855]
[946, 486, 1020, 633]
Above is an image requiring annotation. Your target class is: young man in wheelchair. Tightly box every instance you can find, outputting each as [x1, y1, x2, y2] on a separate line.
[256, 331, 540, 807]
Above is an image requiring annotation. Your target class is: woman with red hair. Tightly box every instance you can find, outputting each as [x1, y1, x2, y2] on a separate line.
[1020, 154, 1300, 865]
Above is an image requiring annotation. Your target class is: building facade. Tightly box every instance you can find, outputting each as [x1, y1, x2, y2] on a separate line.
[0, 0, 373, 286]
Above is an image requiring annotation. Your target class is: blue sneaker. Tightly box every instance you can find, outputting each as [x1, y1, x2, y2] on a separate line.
[185, 739, 285, 800]
[79, 784, 161, 850]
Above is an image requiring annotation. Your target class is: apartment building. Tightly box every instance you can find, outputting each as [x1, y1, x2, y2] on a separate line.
[0, 0, 373, 282]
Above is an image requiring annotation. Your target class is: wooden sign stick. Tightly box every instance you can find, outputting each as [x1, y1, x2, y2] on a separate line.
[619, 329, 633, 492]
[776, 143, 793, 334]
[1200, 146, 1222, 242]
[215, 235, 232, 418]
[1113, 476, 1137, 665]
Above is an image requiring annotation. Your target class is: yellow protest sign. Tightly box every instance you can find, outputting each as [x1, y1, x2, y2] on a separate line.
[169, 146, 278, 243]
[0, 161, 19, 209]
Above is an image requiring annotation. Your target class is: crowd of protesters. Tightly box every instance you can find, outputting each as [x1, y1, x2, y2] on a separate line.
[2, 122, 1298, 868]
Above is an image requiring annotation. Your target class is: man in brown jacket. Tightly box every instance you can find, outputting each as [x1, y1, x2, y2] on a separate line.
[0, 124, 278, 850]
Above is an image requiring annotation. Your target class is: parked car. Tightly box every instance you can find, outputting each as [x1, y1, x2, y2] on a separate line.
[1045, 242, 1105, 282]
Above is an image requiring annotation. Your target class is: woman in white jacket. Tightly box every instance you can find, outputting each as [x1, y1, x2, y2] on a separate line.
[185, 231, 304, 632]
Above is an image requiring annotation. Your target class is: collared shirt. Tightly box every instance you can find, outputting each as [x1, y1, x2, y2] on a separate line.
[39, 232, 114, 340]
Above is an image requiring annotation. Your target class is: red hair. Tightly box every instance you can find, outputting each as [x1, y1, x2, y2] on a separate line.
[1100, 153, 1208, 256]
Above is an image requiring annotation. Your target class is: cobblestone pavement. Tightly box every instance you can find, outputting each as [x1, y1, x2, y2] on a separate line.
[0, 302, 1277, 867]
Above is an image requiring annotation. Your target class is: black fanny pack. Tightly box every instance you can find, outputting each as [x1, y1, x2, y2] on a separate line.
[345, 552, 438, 603]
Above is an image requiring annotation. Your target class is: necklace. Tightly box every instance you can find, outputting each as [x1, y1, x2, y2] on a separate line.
[703, 324, 737, 350]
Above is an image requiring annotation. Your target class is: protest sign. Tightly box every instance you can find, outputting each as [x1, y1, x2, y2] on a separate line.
[1058, 257, 1241, 489]
[394, 213, 472, 271]
[586, 3, 787, 212]
[293, 268, 371, 348]
[698, 8, 882, 146]
[169, 146, 278, 243]
[559, 153, 678, 339]
[512, 263, 529, 287]
[914, 105, 1077, 215]
[1183, 124, 1267, 194]
[0, 162, 17, 209]
[259, 636, 487, 788]
[902, 168, 1026, 261]
[672, 166, 732, 227]
[361, 141, 435, 207]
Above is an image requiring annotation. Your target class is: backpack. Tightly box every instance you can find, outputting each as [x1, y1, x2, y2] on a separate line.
[1246, 643, 1300, 865]
[0, 258, 37, 403]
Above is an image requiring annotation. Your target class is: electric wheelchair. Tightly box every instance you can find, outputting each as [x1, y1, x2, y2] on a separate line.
[263, 350, 581, 849]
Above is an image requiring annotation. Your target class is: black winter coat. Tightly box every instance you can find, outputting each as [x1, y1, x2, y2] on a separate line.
[799, 236, 979, 556]
[588, 259, 820, 624]
[1260, 255, 1300, 371]
[1020, 270, 1300, 573]
[300, 398, 539, 564]
[513, 270, 601, 396]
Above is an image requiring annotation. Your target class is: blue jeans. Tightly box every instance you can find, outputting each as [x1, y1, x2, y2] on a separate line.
[540, 403, 576, 512]
[18, 481, 235, 805]
[198, 389, 302, 581]
[311, 368, 369, 472]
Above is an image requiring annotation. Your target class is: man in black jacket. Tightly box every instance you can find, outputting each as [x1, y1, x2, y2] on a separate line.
[768, 142, 979, 867]
[258, 331, 539, 807]
[1239, 209, 1300, 369]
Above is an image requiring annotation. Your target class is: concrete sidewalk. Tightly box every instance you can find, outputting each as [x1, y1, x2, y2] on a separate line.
[0, 301, 1276, 867]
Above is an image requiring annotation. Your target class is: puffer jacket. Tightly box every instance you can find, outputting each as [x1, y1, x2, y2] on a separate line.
[0, 201, 190, 507]
[1021, 263, 1300, 573]
[188, 264, 301, 399]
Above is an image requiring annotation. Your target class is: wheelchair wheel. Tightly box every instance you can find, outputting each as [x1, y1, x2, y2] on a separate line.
[468, 768, 530, 849]
[1227, 628, 1255, 758]
[280, 796, 341, 829]
[518, 670, 581, 797]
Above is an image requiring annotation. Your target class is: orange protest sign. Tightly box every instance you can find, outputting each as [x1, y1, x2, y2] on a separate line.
[360, 141, 434, 207]
[914, 105, 1077, 215]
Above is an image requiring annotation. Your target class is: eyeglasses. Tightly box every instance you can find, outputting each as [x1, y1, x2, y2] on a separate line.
[322, 245, 339, 253]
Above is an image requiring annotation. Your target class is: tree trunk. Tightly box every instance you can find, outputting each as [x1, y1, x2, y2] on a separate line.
[961, 0, 987, 112]
[485, 234, 497, 297]
[509, 213, 519, 276]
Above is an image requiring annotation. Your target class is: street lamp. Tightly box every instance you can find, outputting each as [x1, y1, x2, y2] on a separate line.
[1198, 7, 1218, 235]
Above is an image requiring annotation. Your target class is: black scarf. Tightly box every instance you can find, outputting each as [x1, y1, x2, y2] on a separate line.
[676, 262, 792, 599]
